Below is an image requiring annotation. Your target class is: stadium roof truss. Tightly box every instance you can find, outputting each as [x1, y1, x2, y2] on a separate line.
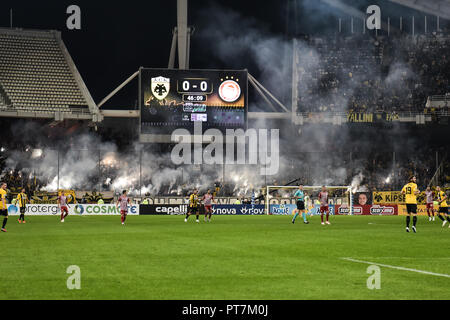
[388, 0, 450, 21]
[0, 28, 102, 123]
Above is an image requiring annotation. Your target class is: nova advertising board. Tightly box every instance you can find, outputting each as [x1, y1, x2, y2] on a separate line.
[139, 204, 265, 215]
[211, 205, 265, 215]
[307, 204, 335, 216]
[269, 204, 335, 215]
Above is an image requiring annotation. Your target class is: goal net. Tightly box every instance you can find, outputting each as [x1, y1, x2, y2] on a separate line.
[265, 185, 353, 215]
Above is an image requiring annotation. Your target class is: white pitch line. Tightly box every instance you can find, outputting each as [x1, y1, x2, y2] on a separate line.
[341, 257, 450, 278]
[349, 257, 450, 260]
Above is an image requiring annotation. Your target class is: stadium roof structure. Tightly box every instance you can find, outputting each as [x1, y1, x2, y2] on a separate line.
[388, 0, 450, 20]
[0, 28, 101, 122]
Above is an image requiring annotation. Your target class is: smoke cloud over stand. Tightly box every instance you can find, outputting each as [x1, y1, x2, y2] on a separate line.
[1, 2, 448, 199]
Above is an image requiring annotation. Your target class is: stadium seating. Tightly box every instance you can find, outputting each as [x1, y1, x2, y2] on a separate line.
[295, 33, 450, 113]
[0, 28, 94, 114]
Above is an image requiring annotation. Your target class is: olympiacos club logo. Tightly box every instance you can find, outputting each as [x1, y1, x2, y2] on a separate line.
[219, 79, 241, 103]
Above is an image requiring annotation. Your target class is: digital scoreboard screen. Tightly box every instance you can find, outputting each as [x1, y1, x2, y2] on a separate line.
[139, 68, 248, 142]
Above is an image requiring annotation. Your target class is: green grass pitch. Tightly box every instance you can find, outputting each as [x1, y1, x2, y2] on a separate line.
[0, 215, 449, 300]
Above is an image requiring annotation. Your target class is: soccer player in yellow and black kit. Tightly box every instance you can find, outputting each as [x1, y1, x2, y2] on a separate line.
[0, 182, 8, 232]
[435, 186, 449, 228]
[185, 189, 200, 223]
[401, 176, 420, 233]
[16, 188, 28, 223]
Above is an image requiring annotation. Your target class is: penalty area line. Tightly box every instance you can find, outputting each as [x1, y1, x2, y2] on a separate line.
[341, 257, 450, 278]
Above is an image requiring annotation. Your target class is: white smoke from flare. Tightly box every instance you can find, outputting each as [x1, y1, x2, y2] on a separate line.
[350, 172, 364, 194]
[31, 149, 43, 159]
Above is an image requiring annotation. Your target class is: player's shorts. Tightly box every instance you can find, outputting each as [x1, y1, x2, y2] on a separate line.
[61, 206, 68, 213]
[296, 200, 305, 210]
[189, 206, 198, 213]
[0, 209, 8, 217]
[426, 203, 433, 209]
[204, 205, 212, 212]
[406, 204, 417, 214]
[20, 207, 26, 214]
[320, 205, 329, 213]
[120, 210, 128, 215]
[438, 206, 448, 214]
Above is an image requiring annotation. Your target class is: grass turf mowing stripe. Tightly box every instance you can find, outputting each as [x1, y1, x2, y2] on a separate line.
[341, 257, 450, 278]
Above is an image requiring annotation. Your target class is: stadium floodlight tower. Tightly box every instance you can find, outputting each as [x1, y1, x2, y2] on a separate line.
[265, 185, 353, 215]
[168, 0, 193, 69]
[97, 0, 193, 112]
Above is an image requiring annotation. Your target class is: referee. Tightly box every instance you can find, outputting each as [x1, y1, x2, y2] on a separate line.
[292, 185, 309, 224]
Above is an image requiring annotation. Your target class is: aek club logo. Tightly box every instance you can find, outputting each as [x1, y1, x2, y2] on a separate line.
[373, 193, 383, 203]
[151, 76, 170, 100]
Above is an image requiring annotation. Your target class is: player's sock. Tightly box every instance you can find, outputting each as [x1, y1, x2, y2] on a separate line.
[60, 212, 64, 221]
[2, 217, 7, 228]
[302, 212, 307, 222]
[292, 212, 299, 221]
[437, 214, 445, 221]
[446, 216, 450, 222]
[406, 216, 410, 227]
[20, 214, 24, 221]
[320, 214, 324, 223]
[326, 213, 329, 222]
[413, 216, 417, 227]
[64, 212, 68, 218]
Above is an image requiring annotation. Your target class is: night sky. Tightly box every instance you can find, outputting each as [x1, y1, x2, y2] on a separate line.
[0, 0, 445, 109]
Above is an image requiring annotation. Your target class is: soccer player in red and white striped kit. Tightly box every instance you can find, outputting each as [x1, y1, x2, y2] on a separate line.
[117, 190, 131, 225]
[58, 191, 69, 222]
[424, 187, 435, 221]
[318, 186, 331, 225]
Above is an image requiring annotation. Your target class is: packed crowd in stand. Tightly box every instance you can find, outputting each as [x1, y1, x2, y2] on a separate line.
[296, 33, 450, 113]
[0, 31, 449, 199]
[0, 147, 447, 199]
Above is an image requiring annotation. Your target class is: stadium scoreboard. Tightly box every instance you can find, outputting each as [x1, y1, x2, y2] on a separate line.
[139, 68, 248, 143]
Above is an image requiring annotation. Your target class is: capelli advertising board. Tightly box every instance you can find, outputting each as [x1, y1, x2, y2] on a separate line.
[139, 204, 265, 215]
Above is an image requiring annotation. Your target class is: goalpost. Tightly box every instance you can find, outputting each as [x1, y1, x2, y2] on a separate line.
[265, 185, 353, 215]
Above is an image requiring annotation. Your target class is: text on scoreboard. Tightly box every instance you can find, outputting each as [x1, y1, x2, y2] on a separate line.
[139, 68, 248, 136]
